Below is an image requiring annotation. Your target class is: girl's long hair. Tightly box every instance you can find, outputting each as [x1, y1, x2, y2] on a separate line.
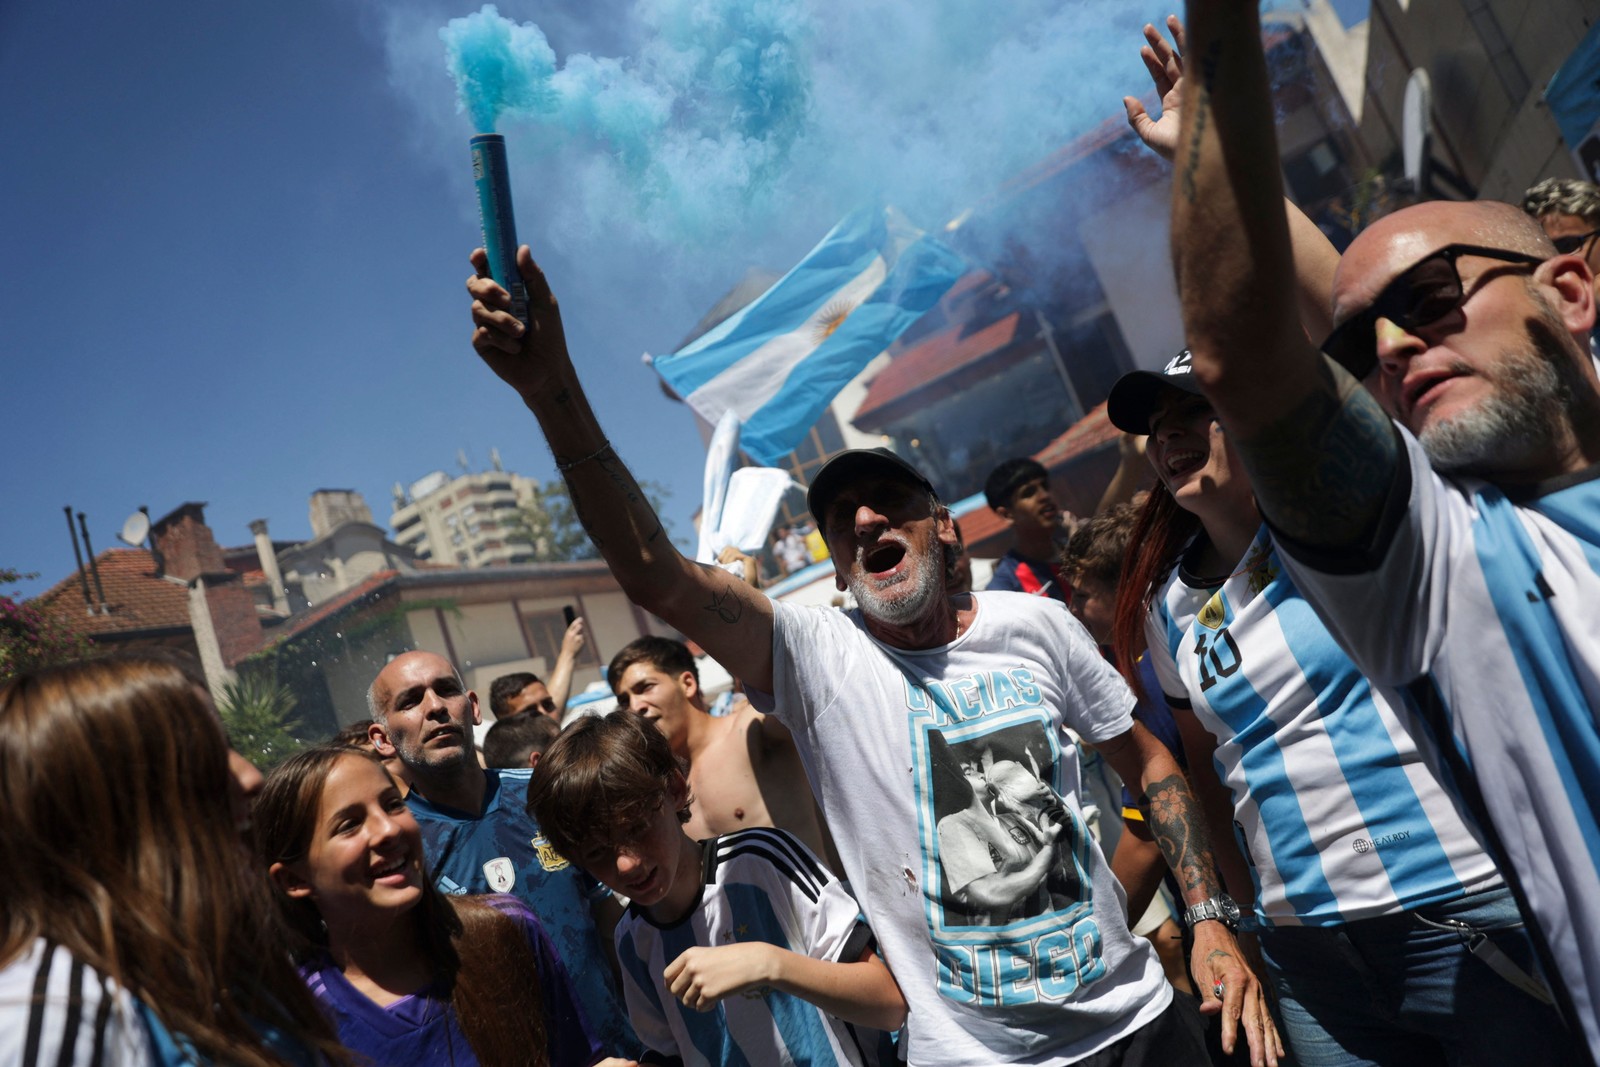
[1110, 482, 1202, 701]
[0, 655, 345, 1067]
[255, 745, 549, 1066]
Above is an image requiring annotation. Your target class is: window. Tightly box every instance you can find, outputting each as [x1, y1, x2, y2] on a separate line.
[521, 608, 601, 669]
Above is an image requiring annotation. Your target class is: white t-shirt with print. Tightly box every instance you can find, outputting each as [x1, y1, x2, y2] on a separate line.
[752, 591, 1169, 1066]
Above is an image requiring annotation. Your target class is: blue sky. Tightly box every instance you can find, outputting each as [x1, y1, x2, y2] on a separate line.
[1, 0, 1342, 599]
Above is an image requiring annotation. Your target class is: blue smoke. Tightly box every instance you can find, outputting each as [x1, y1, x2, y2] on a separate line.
[430, 0, 1193, 249]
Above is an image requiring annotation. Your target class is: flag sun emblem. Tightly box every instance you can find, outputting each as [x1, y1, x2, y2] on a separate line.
[813, 298, 857, 343]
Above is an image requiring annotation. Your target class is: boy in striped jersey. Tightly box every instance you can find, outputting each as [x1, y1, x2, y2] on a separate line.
[529, 711, 906, 1067]
[1170, 1, 1600, 1058]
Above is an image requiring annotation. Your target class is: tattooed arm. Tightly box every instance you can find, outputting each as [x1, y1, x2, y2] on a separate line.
[468, 245, 777, 692]
[1171, 1, 1397, 554]
[1096, 723, 1281, 1067]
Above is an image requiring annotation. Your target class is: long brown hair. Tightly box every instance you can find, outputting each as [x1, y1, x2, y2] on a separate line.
[255, 745, 549, 1066]
[0, 655, 345, 1067]
[1110, 483, 1202, 701]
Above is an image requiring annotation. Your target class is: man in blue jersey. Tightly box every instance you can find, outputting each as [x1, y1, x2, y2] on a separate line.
[983, 457, 1074, 604]
[1169, 1, 1600, 1059]
[367, 650, 639, 1057]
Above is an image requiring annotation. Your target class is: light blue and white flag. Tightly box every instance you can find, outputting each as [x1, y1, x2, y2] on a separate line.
[652, 205, 967, 465]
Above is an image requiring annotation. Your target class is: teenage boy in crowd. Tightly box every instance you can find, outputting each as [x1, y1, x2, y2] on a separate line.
[983, 457, 1075, 603]
[528, 711, 905, 1066]
[609, 636, 839, 873]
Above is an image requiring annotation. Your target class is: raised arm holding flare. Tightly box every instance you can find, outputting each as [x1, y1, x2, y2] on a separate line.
[468, 247, 777, 694]
[1171, 0, 1600, 1056]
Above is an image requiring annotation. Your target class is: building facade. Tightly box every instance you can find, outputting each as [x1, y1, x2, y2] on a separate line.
[390, 467, 542, 567]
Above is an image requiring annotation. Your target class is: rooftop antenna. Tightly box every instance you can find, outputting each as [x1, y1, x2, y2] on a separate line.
[456, 448, 471, 474]
[76, 512, 109, 613]
[64, 506, 94, 610]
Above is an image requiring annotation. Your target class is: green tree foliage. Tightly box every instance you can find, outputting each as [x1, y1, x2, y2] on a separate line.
[0, 568, 94, 687]
[217, 670, 307, 770]
[511, 479, 673, 563]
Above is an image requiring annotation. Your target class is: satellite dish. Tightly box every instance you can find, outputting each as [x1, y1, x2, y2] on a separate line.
[118, 510, 150, 547]
[1402, 69, 1433, 192]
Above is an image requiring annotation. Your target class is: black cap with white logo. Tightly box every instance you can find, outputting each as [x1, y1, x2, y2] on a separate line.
[1106, 349, 1206, 436]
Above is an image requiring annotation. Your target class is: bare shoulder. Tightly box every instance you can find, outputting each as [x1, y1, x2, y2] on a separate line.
[729, 701, 796, 762]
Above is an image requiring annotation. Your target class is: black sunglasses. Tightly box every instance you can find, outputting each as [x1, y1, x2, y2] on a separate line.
[1321, 244, 1545, 379]
[1551, 229, 1600, 256]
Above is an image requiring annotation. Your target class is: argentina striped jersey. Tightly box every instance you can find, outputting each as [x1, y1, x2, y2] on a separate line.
[614, 828, 894, 1067]
[0, 939, 155, 1066]
[1146, 526, 1500, 927]
[1272, 429, 1600, 1055]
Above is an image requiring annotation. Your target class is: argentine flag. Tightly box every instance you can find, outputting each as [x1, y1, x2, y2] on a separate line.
[652, 206, 967, 466]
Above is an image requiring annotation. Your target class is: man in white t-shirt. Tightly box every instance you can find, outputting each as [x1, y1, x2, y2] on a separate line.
[464, 248, 1280, 1066]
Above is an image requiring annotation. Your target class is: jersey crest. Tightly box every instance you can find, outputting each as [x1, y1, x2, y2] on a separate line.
[532, 833, 570, 872]
[483, 856, 516, 893]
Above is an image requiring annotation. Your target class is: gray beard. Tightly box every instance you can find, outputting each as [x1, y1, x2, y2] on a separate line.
[848, 545, 944, 626]
[1419, 346, 1568, 474]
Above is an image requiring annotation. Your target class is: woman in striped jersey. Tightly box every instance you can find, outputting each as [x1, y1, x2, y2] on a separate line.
[1102, 357, 1581, 1065]
[0, 655, 345, 1066]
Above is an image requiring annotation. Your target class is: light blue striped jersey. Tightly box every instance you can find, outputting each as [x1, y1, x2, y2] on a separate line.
[1274, 430, 1600, 1055]
[614, 828, 896, 1067]
[1146, 526, 1500, 927]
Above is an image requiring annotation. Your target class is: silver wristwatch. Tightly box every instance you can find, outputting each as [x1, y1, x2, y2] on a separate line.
[1183, 893, 1241, 930]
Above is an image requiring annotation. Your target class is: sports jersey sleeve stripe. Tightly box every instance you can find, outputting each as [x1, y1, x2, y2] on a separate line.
[717, 843, 823, 903]
[838, 919, 875, 965]
[720, 828, 828, 888]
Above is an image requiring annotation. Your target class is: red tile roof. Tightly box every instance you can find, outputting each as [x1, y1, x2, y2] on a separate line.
[257, 570, 400, 649]
[31, 549, 192, 638]
[1035, 402, 1117, 468]
[855, 312, 1027, 423]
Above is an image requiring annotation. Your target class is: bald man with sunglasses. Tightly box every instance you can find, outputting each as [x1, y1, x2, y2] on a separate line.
[1166, 1, 1600, 1060]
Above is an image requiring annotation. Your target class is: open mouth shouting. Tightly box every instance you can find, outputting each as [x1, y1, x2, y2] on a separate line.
[860, 540, 908, 583]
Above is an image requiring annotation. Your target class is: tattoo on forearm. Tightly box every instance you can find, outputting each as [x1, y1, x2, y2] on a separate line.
[703, 587, 744, 624]
[1146, 773, 1222, 897]
[1240, 363, 1398, 549]
[1178, 40, 1222, 204]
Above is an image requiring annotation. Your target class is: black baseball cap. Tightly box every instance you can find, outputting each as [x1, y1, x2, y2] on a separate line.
[806, 448, 937, 527]
[1105, 348, 1205, 435]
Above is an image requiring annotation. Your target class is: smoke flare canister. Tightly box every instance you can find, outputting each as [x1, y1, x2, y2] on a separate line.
[470, 134, 529, 325]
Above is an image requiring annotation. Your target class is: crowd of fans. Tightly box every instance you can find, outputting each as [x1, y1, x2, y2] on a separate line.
[7, 6, 1600, 1066]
